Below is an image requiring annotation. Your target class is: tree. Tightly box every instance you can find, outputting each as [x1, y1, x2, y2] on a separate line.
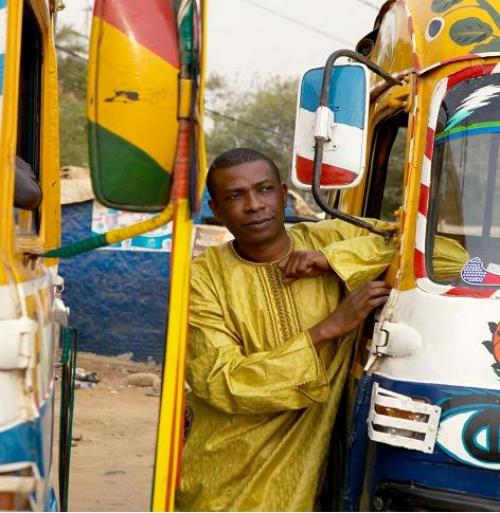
[205, 75, 322, 212]
[57, 25, 88, 167]
[205, 75, 298, 180]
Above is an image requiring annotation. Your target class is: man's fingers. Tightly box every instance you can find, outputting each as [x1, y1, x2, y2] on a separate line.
[368, 294, 390, 308]
[279, 251, 330, 283]
[277, 256, 289, 270]
[367, 280, 390, 288]
[367, 286, 391, 298]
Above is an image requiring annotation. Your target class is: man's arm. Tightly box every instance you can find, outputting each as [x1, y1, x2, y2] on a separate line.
[188, 272, 389, 414]
[188, 267, 331, 415]
[308, 281, 390, 347]
[14, 156, 42, 210]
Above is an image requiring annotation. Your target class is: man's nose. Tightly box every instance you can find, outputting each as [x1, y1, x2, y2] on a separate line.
[244, 191, 264, 212]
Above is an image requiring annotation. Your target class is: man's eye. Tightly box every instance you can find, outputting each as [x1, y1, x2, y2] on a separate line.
[226, 193, 241, 200]
[261, 186, 273, 192]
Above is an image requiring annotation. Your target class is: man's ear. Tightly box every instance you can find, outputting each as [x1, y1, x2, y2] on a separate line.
[208, 198, 222, 223]
[281, 182, 288, 207]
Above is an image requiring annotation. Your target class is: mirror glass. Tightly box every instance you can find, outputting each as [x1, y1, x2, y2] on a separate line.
[292, 64, 369, 190]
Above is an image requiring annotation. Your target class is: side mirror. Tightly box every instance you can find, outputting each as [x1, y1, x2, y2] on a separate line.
[87, 0, 181, 212]
[292, 63, 370, 190]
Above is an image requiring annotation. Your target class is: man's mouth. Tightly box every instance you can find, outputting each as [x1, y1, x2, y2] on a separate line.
[244, 217, 273, 228]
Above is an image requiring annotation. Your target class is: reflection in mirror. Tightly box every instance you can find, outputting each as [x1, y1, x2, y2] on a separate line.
[292, 64, 369, 190]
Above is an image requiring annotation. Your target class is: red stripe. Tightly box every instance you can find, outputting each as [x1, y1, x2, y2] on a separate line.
[418, 184, 429, 216]
[414, 249, 427, 278]
[447, 63, 496, 90]
[483, 273, 500, 286]
[446, 287, 496, 298]
[407, 15, 414, 36]
[413, 52, 421, 72]
[296, 155, 357, 186]
[425, 127, 435, 160]
[94, 0, 180, 68]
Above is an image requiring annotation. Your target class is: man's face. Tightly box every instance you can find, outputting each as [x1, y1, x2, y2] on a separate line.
[208, 160, 288, 246]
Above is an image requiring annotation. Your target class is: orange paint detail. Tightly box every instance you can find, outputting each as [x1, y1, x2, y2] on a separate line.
[172, 121, 191, 202]
[491, 322, 500, 363]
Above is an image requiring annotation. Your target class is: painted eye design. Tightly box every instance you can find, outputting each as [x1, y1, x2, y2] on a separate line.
[437, 401, 500, 471]
[426, 17, 445, 41]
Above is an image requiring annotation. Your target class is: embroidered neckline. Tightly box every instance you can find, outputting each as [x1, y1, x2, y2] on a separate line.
[229, 235, 295, 266]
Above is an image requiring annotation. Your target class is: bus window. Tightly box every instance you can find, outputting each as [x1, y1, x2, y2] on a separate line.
[15, 0, 42, 235]
[363, 112, 407, 221]
[427, 73, 500, 286]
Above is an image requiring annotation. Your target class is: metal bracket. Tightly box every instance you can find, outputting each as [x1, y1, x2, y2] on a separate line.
[0, 318, 37, 369]
[368, 383, 441, 454]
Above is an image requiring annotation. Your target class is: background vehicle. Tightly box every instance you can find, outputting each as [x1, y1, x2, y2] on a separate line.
[0, 0, 68, 510]
[292, 0, 500, 509]
[0, 0, 204, 510]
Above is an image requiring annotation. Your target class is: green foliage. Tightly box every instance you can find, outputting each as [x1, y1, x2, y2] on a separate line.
[57, 25, 88, 166]
[60, 94, 88, 167]
[205, 75, 298, 180]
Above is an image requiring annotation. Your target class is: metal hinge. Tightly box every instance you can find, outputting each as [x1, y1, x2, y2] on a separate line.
[370, 320, 422, 357]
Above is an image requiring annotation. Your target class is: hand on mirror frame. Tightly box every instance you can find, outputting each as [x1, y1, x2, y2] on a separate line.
[277, 250, 331, 284]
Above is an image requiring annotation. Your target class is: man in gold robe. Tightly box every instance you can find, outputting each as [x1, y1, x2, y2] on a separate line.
[177, 148, 397, 511]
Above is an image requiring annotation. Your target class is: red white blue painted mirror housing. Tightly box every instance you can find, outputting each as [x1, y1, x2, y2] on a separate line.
[292, 63, 370, 190]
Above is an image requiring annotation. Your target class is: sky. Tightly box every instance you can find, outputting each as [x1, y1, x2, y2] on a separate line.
[59, 0, 387, 86]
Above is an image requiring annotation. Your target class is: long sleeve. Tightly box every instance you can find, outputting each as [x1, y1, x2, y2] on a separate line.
[293, 218, 397, 291]
[187, 262, 330, 415]
[321, 235, 397, 291]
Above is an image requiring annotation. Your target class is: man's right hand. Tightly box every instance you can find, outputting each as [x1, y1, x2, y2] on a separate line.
[309, 281, 391, 347]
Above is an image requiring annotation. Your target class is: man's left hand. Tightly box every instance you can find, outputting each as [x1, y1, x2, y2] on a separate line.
[278, 250, 331, 284]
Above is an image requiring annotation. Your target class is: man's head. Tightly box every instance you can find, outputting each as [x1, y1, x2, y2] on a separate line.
[207, 148, 288, 247]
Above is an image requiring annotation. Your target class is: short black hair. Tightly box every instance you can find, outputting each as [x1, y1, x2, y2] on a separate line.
[206, 147, 281, 201]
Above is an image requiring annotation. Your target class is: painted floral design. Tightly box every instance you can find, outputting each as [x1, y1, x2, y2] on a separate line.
[431, 0, 500, 52]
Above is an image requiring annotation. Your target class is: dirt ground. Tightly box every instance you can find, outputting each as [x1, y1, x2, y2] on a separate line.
[55, 352, 161, 512]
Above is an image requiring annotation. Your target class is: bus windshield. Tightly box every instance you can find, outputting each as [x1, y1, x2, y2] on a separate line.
[428, 72, 500, 287]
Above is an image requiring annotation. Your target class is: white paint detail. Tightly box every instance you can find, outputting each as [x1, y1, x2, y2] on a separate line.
[474, 426, 488, 451]
[446, 85, 500, 130]
[437, 411, 500, 471]
[0, 270, 55, 428]
[415, 213, 427, 253]
[0, 7, 6, 54]
[428, 78, 448, 128]
[375, 288, 500, 388]
[421, 156, 431, 187]
[295, 108, 364, 170]
[368, 383, 441, 454]
[416, 277, 453, 295]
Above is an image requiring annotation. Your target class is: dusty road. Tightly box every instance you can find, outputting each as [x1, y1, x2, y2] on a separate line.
[55, 353, 161, 512]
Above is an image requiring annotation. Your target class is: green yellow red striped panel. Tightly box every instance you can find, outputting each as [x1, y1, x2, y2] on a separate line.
[88, 0, 180, 212]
